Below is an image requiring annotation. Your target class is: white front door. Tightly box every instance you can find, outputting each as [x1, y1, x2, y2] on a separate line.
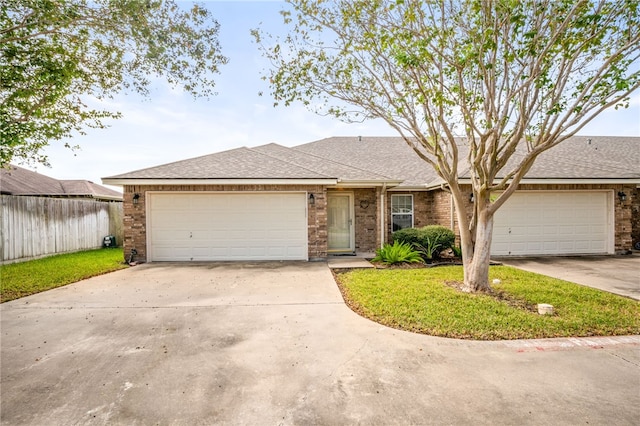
[327, 192, 354, 253]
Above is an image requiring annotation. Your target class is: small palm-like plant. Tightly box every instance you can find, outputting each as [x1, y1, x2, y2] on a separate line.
[414, 236, 442, 260]
[372, 241, 424, 265]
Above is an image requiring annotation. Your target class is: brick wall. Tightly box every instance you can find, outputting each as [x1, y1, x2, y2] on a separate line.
[428, 190, 454, 228]
[122, 184, 328, 262]
[632, 187, 640, 250]
[352, 188, 378, 252]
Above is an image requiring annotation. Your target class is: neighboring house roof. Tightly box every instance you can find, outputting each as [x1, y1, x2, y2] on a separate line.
[1, 165, 123, 201]
[102, 136, 640, 188]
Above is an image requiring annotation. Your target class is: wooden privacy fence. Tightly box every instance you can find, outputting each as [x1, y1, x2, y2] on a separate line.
[0, 195, 123, 263]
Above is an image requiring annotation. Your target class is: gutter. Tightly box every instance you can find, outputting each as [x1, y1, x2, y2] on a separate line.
[456, 178, 640, 185]
[333, 179, 403, 188]
[101, 178, 339, 186]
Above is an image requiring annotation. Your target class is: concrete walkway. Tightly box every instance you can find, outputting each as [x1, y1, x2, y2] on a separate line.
[327, 255, 374, 269]
[501, 254, 640, 300]
[1, 262, 639, 425]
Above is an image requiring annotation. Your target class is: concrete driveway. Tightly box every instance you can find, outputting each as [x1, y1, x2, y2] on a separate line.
[500, 254, 640, 300]
[1, 262, 639, 425]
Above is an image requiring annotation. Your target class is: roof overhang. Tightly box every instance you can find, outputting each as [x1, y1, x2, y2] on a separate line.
[387, 186, 433, 191]
[423, 178, 640, 192]
[101, 178, 339, 186]
[455, 178, 640, 185]
[331, 179, 404, 188]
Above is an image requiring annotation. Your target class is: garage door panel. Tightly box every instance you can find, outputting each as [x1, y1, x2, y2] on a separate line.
[152, 229, 191, 242]
[492, 192, 611, 256]
[154, 246, 190, 260]
[148, 193, 308, 261]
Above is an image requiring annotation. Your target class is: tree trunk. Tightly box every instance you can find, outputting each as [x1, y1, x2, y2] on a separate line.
[462, 210, 494, 293]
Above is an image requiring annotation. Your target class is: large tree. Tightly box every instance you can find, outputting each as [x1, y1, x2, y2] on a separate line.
[1, 0, 227, 166]
[255, 0, 640, 292]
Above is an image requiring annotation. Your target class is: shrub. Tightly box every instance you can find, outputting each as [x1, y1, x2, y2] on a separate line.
[393, 225, 456, 259]
[372, 241, 424, 265]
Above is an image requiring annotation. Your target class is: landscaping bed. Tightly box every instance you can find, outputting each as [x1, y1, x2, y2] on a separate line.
[334, 266, 640, 340]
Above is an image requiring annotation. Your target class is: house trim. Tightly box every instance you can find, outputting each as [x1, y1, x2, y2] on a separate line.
[103, 178, 338, 186]
[333, 179, 403, 188]
[456, 178, 640, 185]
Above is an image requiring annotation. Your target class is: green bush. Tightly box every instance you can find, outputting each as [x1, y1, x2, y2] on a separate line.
[372, 241, 424, 265]
[392, 225, 456, 259]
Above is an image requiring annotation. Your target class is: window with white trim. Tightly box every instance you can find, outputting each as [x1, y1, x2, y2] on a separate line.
[391, 194, 413, 231]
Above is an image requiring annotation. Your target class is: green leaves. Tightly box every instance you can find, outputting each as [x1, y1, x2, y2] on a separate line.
[1, 0, 228, 166]
[373, 241, 425, 265]
[256, 0, 640, 292]
[257, 0, 639, 148]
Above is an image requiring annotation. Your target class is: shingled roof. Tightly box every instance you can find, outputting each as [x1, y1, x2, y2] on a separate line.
[104, 143, 399, 184]
[103, 136, 640, 187]
[1, 165, 122, 201]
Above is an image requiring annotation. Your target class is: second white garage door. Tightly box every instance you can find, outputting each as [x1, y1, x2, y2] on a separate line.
[148, 193, 308, 261]
[491, 191, 613, 256]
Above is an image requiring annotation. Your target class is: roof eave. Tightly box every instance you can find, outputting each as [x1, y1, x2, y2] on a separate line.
[456, 178, 640, 185]
[332, 179, 404, 188]
[101, 178, 339, 186]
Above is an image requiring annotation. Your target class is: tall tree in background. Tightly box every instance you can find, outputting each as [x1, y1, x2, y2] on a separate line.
[1, 0, 227, 166]
[255, 0, 640, 292]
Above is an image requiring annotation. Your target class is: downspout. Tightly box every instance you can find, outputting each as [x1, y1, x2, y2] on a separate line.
[380, 183, 387, 249]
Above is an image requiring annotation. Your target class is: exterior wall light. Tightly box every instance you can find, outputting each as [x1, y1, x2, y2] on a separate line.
[617, 191, 627, 202]
[469, 193, 475, 203]
[308, 193, 315, 205]
[133, 193, 140, 205]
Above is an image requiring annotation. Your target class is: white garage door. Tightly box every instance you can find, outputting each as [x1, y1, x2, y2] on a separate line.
[148, 193, 308, 261]
[491, 191, 613, 256]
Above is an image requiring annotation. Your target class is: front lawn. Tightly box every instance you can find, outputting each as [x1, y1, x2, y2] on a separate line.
[335, 266, 640, 340]
[0, 248, 127, 303]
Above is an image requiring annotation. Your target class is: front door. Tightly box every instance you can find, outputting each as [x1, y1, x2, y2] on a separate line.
[327, 192, 354, 253]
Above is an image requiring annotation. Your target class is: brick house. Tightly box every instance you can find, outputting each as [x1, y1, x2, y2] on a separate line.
[102, 136, 640, 262]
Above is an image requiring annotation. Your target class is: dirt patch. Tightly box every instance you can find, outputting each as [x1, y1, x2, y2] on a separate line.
[443, 280, 538, 313]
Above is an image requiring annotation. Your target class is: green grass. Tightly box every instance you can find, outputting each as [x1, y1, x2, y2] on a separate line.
[0, 248, 128, 303]
[335, 266, 640, 340]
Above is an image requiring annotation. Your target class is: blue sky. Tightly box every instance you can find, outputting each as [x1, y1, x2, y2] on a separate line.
[20, 0, 640, 189]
